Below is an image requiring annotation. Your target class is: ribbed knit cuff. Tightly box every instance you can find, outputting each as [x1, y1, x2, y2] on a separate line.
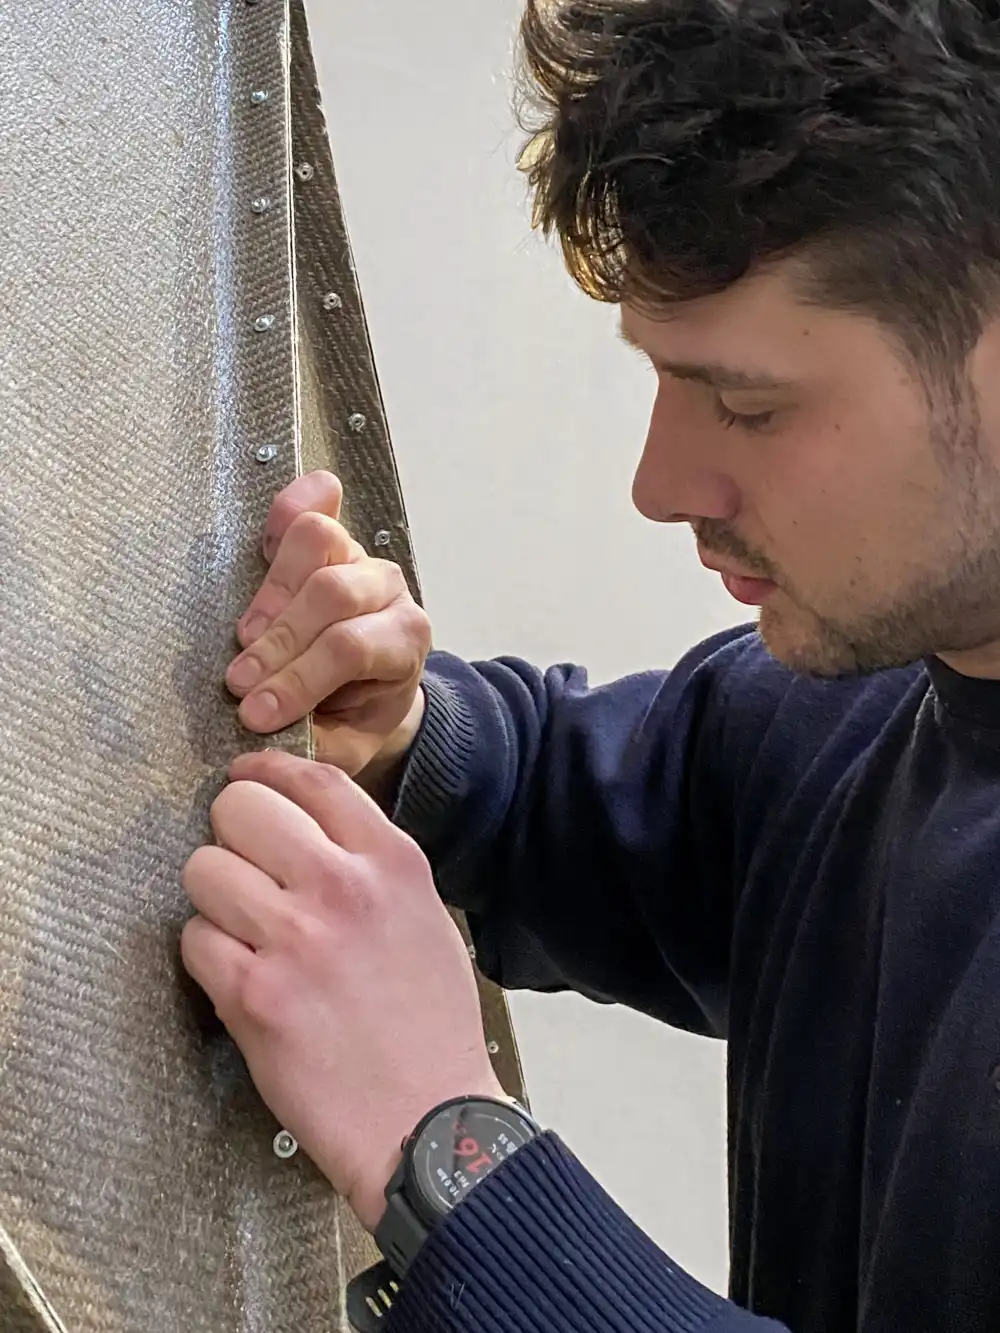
[386, 1133, 780, 1333]
[390, 672, 479, 854]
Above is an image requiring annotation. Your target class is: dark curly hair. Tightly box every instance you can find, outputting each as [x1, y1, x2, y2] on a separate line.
[517, 0, 1000, 371]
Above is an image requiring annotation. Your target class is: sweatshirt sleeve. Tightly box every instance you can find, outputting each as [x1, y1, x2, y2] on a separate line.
[385, 1132, 788, 1333]
[390, 624, 761, 1034]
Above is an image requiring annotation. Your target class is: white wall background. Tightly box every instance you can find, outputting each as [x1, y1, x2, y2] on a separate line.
[306, 0, 744, 1295]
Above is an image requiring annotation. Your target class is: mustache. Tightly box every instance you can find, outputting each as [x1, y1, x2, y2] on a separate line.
[693, 519, 779, 581]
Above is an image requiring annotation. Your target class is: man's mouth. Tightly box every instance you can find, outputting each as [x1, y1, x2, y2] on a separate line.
[718, 571, 778, 606]
[697, 547, 778, 607]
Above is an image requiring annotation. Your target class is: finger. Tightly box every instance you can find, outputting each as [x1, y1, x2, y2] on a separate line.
[210, 777, 350, 884]
[182, 844, 286, 950]
[227, 560, 406, 699]
[238, 512, 367, 649]
[237, 605, 422, 734]
[262, 471, 343, 564]
[227, 751, 394, 855]
[180, 912, 254, 1013]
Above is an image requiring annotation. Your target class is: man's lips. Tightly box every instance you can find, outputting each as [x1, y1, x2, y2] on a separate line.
[698, 548, 778, 606]
[719, 571, 778, 606]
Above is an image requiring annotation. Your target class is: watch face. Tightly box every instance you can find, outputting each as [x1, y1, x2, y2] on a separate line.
[409, 1099, 537, 1221]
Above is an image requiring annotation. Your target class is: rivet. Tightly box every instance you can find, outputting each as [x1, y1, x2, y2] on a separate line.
[322, 292, 343, 312]
[254, 444, 278, 464]
[467, 944, 477, 961]
[251, 196, 272, 215]
[273, 1130, 298, 1159]
[249, 89, 270, 105]
[374, 530, 391, 548]
[487, 1040, 500, 1056]
[347, 413, 367, 433]
[254, 314, 275, 332]
[294, 162, 315, 182]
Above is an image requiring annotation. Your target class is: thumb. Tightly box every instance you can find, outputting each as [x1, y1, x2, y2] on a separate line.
[262, 471, 344, 562]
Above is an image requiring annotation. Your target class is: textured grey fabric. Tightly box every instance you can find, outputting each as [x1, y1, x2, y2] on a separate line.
[0, 2, 524, 1328]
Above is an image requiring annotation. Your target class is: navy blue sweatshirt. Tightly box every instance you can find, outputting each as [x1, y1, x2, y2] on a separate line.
[385, 624, 1000, 1333]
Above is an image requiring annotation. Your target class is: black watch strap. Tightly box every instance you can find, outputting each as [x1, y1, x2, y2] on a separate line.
[346, 1260, 400, 1332]
[346, 1096, 539, 1330]
[346, 1181, 427, 1332]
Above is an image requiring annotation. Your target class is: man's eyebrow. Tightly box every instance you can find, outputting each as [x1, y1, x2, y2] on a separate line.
[616, 323, 791, 392]
[659, 361, 793, 392]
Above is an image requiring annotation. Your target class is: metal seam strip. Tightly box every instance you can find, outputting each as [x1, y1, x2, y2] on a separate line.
[286, 0, 528, 1109]
[0, 1221, 69, 1333]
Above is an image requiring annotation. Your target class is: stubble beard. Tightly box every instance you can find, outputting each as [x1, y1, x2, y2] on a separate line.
[696, 411, 1000, 679]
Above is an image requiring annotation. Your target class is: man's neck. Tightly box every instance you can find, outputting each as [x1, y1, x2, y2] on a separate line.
[936, 640, 1000, 680]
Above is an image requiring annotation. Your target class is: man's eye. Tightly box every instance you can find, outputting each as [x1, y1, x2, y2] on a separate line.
[712, 400, 776, 433]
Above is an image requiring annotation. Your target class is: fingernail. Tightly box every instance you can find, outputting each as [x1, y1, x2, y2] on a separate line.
[242, 614, 269, 644]
[228, 656, 263, 691]
[242, 691, 279, 727]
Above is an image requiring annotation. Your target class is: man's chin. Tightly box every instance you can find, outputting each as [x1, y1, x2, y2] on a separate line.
[756, 599, 869, 680]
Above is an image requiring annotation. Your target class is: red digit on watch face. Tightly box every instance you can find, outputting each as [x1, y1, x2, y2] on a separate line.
[465, 1153, 494, 1174]
[456, 1138, 480, 1157]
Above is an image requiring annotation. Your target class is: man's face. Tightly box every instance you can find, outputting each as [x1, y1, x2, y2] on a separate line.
[622, 266, 1000, 677]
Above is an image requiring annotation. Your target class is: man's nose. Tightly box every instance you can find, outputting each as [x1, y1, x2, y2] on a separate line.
[631, 391, 739, 524]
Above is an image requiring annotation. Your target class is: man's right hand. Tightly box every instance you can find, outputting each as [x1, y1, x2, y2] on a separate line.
[225, 471, 432, 793]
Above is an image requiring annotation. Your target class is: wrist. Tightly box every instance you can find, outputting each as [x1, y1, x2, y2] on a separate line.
[356, 689, 426, 806]
[349, 1074, 513, 1234]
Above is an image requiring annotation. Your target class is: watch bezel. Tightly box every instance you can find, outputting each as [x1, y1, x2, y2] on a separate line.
[403, 1095, 540, 1227]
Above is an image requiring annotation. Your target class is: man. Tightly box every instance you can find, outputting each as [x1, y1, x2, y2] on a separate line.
[179, 2, 1000, 1330]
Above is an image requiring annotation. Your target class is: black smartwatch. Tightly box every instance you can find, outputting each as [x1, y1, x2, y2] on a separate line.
[346, 1094, 541, 1331]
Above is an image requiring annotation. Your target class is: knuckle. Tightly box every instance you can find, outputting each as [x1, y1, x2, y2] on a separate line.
[235, 960, 287, 1031]
[260, 616, 298, 664]
[288, 509, 337, 545]
[389, 566, 421, 613]
[399, 599, 432, 651]
[275, 661, 309, 706]
[323, 620, 371, 675]
[295, 757, 349, 806]
[374, 558, 406, 591]
[320, 853, 380, 919]
[291, 510, 353, 562]
[309, 564, 365, 620]
[281, 906, 329, 960]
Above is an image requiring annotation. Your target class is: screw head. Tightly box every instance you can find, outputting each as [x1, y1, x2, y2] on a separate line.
[253, 314, 275, 332]
[294, 162, 315, 182]
[254, 444, 278, 464]
[374, 529, 391, 548]
[467, 944, 477, 961]
[347, 412, 367, 433]
[249, 89, 269, 105]
[250, 196, 272, 215]
[322, 292, 343, 312]
[273, 1130, 298, 1159]
[487, 1040, 500, 1056]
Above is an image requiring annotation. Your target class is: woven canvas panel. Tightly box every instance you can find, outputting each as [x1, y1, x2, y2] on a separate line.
[0, 2, 523, 1328]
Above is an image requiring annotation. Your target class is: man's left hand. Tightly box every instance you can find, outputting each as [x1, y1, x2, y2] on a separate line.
[180, 750, 505, 1231]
